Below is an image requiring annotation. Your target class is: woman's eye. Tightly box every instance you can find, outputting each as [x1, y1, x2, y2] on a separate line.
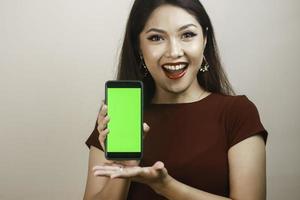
[182, 32, 197, 39]
[147, 35, 164, 42]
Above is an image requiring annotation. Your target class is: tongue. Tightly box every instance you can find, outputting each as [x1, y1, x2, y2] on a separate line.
[163, 68, 186, 79]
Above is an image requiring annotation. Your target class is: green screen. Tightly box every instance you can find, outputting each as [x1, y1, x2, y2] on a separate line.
[107, 88, 141, 152]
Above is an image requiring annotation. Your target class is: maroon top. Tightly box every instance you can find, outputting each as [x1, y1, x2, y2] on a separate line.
[85, 93, 268, 199]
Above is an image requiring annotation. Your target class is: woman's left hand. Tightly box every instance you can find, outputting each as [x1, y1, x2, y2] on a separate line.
[93, 161, 170, 189]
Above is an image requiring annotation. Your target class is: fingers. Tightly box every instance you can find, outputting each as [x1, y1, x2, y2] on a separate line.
[98, 128, 109, 149]
[92, 162, 167, 181]
[97, 101, 150, 150]
[98, 115, 110, 132]
[93, 164, 123, 171]
[94, 168, 120, 177]
[97, 101, 110, 150]
[110, 166, 141, 179]
[93, 164, 141, 179]
[92, 163, 122, 178]
[97, 103, 108, 128]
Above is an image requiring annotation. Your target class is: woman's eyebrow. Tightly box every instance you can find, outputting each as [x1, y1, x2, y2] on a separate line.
[178, 24, 197, 31]
[145, 24, 197, 34]
[145, 28, 166, 34]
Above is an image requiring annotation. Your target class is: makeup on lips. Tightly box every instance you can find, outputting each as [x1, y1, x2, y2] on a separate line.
[162, 62, 188, 80]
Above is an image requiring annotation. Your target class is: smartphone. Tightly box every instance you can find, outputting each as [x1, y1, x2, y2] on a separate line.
[105, 80, 143, 160]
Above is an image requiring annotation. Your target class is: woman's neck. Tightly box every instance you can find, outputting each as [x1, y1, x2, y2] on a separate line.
[151, 83, 208, 104]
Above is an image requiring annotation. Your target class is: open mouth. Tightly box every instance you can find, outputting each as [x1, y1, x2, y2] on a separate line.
[162, 63, 188, 80]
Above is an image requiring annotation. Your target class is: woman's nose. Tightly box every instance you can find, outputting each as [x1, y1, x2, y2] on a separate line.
[165, 39, 184, 58]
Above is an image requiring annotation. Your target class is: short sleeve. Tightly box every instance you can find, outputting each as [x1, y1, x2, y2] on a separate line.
[226, 95, 268, 149]
[85, 120, 103, 151]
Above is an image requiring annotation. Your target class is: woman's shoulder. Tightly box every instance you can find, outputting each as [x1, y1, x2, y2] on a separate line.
[213, 93, 254, 107]
[214, 93, 262, 123]
[210, 93, 262, 118]
[216, 93, 268, 146]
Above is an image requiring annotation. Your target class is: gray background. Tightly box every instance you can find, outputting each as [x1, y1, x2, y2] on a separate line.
[0, 0, 299, 199]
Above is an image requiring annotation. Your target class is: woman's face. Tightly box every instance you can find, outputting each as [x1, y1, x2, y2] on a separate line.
[139, 4, 206, 99]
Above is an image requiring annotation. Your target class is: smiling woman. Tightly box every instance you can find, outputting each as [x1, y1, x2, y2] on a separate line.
[115, 0, 235, 106]
[83, 0, 268, 200]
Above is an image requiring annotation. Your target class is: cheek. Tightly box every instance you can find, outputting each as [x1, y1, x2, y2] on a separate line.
[143, 46, 165, 66]
[184, 43, 204, 65]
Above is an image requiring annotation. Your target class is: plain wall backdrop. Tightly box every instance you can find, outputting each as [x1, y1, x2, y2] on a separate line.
[0, 0, 299, 199]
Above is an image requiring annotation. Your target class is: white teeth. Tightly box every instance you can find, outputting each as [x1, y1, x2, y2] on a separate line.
[163, 64, 187, 71]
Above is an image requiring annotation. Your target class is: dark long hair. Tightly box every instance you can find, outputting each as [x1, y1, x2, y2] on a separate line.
[116, 0, 235, 106]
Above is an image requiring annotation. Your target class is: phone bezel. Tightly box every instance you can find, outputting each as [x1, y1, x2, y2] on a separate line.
[104, 80, 143, 160]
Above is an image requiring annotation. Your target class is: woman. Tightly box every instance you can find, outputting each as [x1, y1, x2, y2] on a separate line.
[84, 0, 268, 199]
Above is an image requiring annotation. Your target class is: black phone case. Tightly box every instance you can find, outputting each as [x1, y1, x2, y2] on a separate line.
[104, 80, 143, 160]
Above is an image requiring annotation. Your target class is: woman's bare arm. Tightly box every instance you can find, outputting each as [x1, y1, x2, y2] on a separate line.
[83, 146, 131, 200]
[228, 135, 266, 200]
[150, 135, 266, 200]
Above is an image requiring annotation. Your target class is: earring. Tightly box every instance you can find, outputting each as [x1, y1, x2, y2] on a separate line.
[139, 54, 149, 77]
[199, 56, 209, 72]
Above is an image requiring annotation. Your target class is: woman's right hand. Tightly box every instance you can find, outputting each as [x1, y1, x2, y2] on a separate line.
[96, 101, 150, 167]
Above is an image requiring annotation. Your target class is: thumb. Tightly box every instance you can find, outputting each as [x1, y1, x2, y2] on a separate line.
[143, 122, 150, 132]
[143, 122, 150, 139]
[152, 161, 168, 178]
[152, 161, 164, 170]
